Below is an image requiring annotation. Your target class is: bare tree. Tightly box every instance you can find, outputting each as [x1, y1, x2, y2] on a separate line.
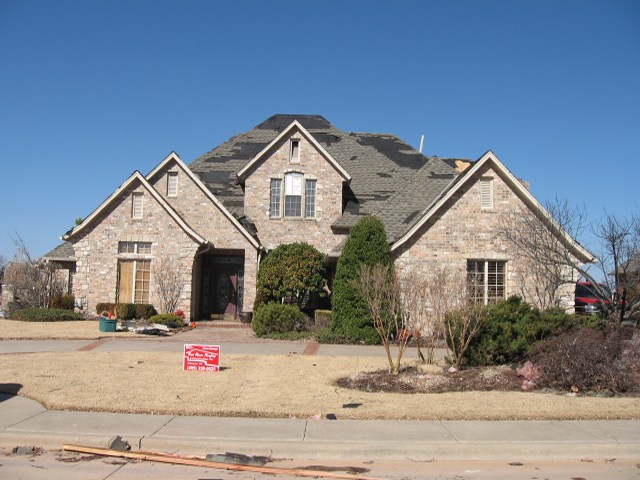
[153, 254, 185, 313]
[354, 263, 410, 375]
[594, 212, 640, 322]
[4, 234, 66, 309]
[0, 253, 6, 286]
[498, 198, 584, 310]
[499, 198, 640, 321]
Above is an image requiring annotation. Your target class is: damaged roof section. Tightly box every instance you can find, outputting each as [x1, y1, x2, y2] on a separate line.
[188, 114, 469, 244]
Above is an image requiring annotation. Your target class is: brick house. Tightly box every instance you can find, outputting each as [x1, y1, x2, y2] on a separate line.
[55, 114, 592, 320]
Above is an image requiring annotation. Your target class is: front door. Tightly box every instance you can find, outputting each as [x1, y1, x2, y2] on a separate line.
[214, 267, 237, 316]
[200, 254, 244, 320]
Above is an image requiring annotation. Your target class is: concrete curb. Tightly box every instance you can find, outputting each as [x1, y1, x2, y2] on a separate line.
[2, 395, 639, 461]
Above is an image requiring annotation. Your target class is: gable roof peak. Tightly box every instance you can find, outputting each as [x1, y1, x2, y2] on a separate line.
[255, 114, 333, 132]
[236, 119, 351, 183]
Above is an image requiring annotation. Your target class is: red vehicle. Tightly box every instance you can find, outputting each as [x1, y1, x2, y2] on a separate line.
[574, 282, 610, 315]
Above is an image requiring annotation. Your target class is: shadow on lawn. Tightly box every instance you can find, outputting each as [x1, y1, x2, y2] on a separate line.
[0, 383, 23, 401]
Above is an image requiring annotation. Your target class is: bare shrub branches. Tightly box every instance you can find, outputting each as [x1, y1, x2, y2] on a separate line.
[153, 255, 185, 314]
[498, 199, 583, 309]
[354, 263, 409, 374]
[500, 198, 640, 320]
[594, 212, 640, 321]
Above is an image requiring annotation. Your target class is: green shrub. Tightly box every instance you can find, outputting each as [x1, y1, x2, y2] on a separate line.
[331, 215, 391, 344]
[314, 309, 332, 328]
[96, 303, 118, 316]
[256, 242, 326, 308]
[465, 296, 590, 366]
[135, 304, 157, 320]
[148, 313, 185, 328]
[315, 326, 351, 344]
[49, 293, 75, 310]
[12, 308, 85, 322]
[117, 303, 137, 320]
[252, 303, 306, 337]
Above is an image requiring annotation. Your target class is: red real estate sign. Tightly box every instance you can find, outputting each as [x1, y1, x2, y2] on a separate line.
[183, 344, 220, 372]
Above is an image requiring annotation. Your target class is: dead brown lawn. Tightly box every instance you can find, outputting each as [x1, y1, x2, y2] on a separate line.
[2, 351, 640, 420]
[0, 320, 137, 340]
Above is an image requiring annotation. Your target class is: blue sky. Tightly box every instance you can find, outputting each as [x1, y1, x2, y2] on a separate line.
[1, 0, 638, 261]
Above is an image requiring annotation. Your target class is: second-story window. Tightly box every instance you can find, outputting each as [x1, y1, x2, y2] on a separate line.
[290, 139, 300, 163]
[284, 173, 302, 217]
[305, 179, 316, 218]
[270, 179, 281, 217]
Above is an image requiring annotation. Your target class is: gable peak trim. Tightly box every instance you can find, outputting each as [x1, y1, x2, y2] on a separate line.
[63, 170, 205, 245]
[146, 151, 261, 250]
[236, 120, 351, 183]
[391, 150, 594, 263]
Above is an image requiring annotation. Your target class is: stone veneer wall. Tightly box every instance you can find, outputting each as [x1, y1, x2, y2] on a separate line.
[243, 131, 345, 255]
[394, 163, 577, 310]
[72, 182, 200, 318]
[147, 160, 259, 312]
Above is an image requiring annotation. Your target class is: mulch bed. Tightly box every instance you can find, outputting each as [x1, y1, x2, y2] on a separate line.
[336, 365, 523, 394]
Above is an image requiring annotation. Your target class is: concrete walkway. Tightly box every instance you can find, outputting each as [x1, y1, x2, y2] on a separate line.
[0, 337, 430, 358]
[1, 393, 639, 461]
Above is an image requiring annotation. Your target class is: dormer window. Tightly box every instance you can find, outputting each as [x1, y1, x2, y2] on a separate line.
[290, 139, 300, 163]
[167, 172, 178, 197]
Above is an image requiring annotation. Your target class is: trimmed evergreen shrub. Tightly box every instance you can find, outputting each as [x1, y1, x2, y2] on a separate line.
[12, 308, 85, 322]
[252, 303, 306, 337]
[148, 313, 185, 328]
[315, 326, 351, 344]
[116, 303, 137, 320]
[256, 242, 326, 308]
[135, 304, 157, 320]
[465, 296, 593, 366]
[96, 303, 118, 316]
[49, 293, 75, 310]
[330, 216, 391, 344]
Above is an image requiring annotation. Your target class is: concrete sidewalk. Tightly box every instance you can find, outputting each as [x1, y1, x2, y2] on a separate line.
[0, 337, 432, 359]
[1, 393, 638, 461]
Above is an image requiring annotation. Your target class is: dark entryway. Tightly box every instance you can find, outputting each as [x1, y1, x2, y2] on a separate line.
[200, 254, 244, 320]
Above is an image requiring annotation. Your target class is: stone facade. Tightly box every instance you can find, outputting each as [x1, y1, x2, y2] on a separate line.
[394, 163, 577, 309]
[243, 130, 345, 255]
[72, 180, 200, 318]
[61, 118, 589, 321]
[147, 158, 259, 313]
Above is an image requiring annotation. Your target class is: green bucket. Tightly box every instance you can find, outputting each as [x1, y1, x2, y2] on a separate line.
[99, 316, 117, 332]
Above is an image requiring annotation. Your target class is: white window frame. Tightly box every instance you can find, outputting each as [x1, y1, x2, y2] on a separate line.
[284, 172, 303, 218]
[467, 259, 506, 304]
[132, 192, 144, 219]
[167, 172, 178, 197]
[270, 178, 282, 218]
[289, 139, 300, 163]
[118, 241, 152, 255]
[305, 179, 316, 218]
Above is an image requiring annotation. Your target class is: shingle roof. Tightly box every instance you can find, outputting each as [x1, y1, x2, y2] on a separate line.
[43, 241, 75, 261]
[189, 114, 468, 243]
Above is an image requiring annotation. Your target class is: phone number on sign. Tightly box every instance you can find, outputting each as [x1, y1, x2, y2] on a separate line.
[185, 365, 219, 372]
